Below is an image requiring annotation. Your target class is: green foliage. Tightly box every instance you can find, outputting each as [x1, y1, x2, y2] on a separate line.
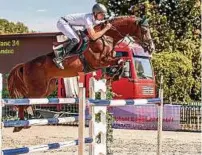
[0, 19, 29, 34]
[2, 88, 9, 98]
[152, 52, 194, 102]
[95, 88, 114, 99]
[2, 74, 10, 98]
[47, 90, 58, 98]
[97, 0, 201, 102]
[106, 112, 114, 154]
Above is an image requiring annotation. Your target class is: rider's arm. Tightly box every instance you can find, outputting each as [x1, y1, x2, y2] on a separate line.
[87, 26, 109, 40]
[85, 16, 111, 40]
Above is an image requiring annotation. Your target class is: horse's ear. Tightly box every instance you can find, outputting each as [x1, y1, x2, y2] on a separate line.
[140, 15, 149, 27]
[135, 16, 149, 28]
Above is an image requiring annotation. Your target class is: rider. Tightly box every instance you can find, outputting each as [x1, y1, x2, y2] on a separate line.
[53, 3, 112, 69]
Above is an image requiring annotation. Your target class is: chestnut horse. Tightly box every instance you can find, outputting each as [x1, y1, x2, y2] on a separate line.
[7, 15, 154, 130]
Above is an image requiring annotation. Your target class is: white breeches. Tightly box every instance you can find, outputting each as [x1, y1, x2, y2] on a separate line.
[57, 19, 80, 42]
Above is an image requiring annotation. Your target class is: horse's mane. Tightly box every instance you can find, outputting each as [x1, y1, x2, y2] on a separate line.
[94, 15, 136, 31]
[109, 15, 136, 22]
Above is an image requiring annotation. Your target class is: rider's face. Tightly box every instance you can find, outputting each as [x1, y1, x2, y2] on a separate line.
[96, 13, 105, 20]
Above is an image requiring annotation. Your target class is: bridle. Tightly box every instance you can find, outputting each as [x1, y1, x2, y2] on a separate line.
[107, 19, 153, 53]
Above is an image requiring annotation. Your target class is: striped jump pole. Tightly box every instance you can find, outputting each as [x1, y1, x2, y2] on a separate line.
[88, 98, 161, 106]
[2, 138, 93, 155]
[1, 98, 78, 106]
[3, 115, 92, 128]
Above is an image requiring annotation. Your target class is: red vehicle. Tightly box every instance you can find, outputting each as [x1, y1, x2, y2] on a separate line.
[58, 38, 156, 99]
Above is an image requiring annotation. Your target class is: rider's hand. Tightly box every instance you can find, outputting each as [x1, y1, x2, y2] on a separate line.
[105, 23, 112, 30]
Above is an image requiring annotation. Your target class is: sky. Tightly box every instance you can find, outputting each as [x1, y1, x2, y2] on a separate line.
[0, 0, 96, 32]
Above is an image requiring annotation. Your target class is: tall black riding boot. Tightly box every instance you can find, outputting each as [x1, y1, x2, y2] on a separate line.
[53, 38, 78, 69]
[63, 38, 79, 57]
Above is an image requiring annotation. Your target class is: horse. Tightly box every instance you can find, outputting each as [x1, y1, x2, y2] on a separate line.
[7, 15, 155, 131]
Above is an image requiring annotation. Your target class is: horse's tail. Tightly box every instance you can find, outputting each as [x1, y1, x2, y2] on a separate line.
[8, 64, 28, 98]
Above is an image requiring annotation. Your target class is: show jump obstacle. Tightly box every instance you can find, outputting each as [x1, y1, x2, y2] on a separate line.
[0, 73, 163, 155]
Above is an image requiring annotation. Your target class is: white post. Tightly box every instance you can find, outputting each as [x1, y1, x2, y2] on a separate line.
[197, 112, 200, 131]
[157, 76, 163, 155]
[89, 78, 95, 99]
[89, 102, 95, 155]
[89, 78, 107, 155]
[0, 73, 2, 155]
[78, 82, 85, 155]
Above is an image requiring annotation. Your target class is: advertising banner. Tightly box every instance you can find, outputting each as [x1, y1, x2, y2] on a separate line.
[108, 104, 181, 130]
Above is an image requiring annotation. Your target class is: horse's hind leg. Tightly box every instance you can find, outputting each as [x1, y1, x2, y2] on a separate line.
[14, 80, 49, 132]
[14, 79, 56, 132]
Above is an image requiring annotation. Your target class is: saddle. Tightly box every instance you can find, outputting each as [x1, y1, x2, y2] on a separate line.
[53, 30, 89, 57]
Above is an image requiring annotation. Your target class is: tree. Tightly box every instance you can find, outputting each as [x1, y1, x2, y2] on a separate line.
[152, 52, 194, 102]
[0, 19, 29, 34]
[97, 0, 201, 101]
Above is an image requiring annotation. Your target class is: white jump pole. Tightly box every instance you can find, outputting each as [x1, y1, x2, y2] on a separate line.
[78, 73, 86, 155]
[157, 76, 163, 155]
